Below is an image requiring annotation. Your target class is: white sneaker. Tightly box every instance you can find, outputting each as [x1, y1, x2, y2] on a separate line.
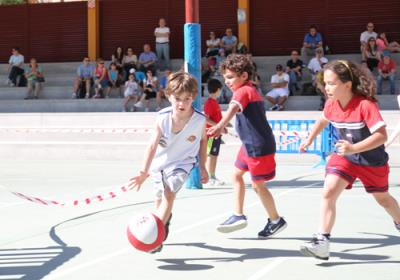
[72, 93, 77, 99]
[4, 79, 10, 86]
[269, 104, 279, 111]
[134, 101, 144, 108]
[208, 177, 225, 186]
[300, 235, 330, 260]
[278, 105, 284, 111]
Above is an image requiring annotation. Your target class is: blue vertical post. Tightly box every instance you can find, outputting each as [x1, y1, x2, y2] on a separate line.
[184, 0, 202, 189]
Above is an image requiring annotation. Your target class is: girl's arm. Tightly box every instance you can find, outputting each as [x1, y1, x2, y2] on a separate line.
[299, 117, 329, 152]
[336, 126, 387, 156]
[199, 126, 209, 184]
[128, 123, 162, 190]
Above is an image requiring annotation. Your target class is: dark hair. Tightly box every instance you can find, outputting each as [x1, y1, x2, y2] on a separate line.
[219, 54, 254, 79]
[309, 25, 317, 30]
[323, 60, 377, 102]
[207, 78, 223, 94]
[366, 37, 377, 54]
[113, 46, 124, 62]
[276, 64, 283, 71]
[12, 47, 20, 52]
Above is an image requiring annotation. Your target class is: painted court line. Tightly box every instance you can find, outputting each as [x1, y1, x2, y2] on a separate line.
[45, 180, 322, 280]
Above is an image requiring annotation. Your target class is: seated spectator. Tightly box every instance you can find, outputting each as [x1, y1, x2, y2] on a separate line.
[220, 28, 237, 55]
[154, 18, 171, 71]
[136, 70, 161, 112]
[138, 44, 157, 75]
[308, 48, 328, 81]
[111, 46, 124, 74]
[6, 47, 25, 87]
[216, 48, 226, 69]
[93, 58, 109, 98]
[106, 62, 122, 98]
[363, 37, 381, 72]
[157, 69, 172, 99]
[72, 57, 94, 99]
[301, 25, 323, 63]
[206, 31, 220, 57]
[377, 51, 397, 95]
[122, 47, 138, 81]
[360, 22, 377, 53]
[266, 64, 290, 111]
[123, 72, 141, 112]
[24, 58, 44, 100]
[376, 32, 400, 54]
[286, 50, 304, 95]
[315, 71, 327, 111]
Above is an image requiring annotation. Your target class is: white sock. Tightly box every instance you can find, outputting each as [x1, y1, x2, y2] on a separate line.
[270, 217, 281, 224]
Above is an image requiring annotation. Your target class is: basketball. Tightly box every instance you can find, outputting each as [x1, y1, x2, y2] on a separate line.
[127, 213, 165, 252]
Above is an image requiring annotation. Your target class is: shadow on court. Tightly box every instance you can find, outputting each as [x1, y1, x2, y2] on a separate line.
[157, 233, 400, 271]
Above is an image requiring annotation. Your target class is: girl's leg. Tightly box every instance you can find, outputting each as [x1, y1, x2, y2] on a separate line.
[318, 174, 348, 234]
[371, 192, 400, 224]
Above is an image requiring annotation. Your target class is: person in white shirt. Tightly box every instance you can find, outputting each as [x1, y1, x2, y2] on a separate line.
[360, 22, 378, 53]
[206, 31, 221, 57]
[6, 47, 25, 87]
[266, 64, 290, 111]
[128, 71, 208, 253]
[308, 48, 328, 81]
[154, 18, 170, 70]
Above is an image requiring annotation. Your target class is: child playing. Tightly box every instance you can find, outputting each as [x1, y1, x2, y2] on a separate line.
[123, 73, 141, 112]
[204, 79, 225, 186]
[128, 71, 209, 252]
[207, 54, 287, 237]
[299, 60, 400, 260]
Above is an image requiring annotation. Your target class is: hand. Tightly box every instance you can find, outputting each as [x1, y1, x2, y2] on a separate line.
[200, 167, 209, 184]
[299, 138, 312, 153]
[127, 171, 149, 191]
[335, 140, 355, 156]
[207, 124, 223, 138]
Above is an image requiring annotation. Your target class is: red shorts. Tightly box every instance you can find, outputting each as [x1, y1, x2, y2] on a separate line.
[326, 153, 389, 193]
[235, 146, 276, 182]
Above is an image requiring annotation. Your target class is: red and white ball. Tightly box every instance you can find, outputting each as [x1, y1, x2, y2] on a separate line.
[127, 213, 165, 252]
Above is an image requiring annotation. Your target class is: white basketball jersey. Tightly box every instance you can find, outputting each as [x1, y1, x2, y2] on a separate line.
[151, 107, 206, 173]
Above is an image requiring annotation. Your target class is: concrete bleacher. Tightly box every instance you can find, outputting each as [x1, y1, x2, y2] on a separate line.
[0, 53, 399, 113]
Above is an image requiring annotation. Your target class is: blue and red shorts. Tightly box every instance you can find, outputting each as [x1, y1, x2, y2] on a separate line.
[235, 146, 276, 182]
[326, 153, 389, 193]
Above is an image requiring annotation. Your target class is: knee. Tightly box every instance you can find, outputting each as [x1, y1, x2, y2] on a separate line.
[321, 187, 338, 201]
[232, 171, 243, 183]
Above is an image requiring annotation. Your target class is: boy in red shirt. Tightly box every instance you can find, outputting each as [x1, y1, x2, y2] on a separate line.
[204, 79, 225, 186]
[377, 51, 396, 95]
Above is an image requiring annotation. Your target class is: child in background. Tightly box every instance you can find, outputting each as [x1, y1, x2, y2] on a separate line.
[123, 73, 141, 112]
[207, 54, 287, 237]
[204, 79, 225, 186]
[128, 71, 208, 253]
[107, 62, 122, 98]
[299, 60, 400, 260]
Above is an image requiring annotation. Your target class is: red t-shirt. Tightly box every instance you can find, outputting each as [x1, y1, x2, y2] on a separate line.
[378, 60, 396, 74]
[204, 97, 222, 129]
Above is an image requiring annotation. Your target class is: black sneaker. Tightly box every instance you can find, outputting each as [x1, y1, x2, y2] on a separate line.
[395, 222, 400, 233]
[258, 217, 287, 238]
[164, 213, 172, 241]
[148, 244, 163, 254]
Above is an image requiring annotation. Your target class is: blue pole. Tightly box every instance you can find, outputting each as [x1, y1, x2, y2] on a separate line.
[184, 23, 202, 189]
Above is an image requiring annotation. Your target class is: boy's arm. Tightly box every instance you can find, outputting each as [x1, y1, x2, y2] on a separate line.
[207, 103, 240, 138]
[128, 123, 162, 190]
[337, 126, 387, 156]
[299, 117, 329, 152]
[199, 126, 209, 184]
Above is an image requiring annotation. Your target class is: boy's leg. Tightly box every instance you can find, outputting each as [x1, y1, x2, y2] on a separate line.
[207, 155, 218, 178]
[252, 181, 279, 220]
[371, 192, 400, 225]
[155, 186, 176, 225]
[206, 137, 224, 185]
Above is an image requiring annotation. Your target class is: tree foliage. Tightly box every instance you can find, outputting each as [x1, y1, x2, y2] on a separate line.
[0, 0, 26, 5]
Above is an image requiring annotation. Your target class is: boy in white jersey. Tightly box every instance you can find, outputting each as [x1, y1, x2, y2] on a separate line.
[128, 71, 209, 253]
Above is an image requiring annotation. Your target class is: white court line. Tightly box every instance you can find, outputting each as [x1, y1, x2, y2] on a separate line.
[45, 180, 322, 280]
[247, 258, 287, 280]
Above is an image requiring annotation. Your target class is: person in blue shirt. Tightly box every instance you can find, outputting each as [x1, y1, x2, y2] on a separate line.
[220, 28, 238, 56]
[301, 25, 324, 63]
[72, 57, 94, 99]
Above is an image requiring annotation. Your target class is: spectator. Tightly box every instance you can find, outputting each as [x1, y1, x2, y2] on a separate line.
[377, 51, 397, 95]
[308, 48, 328, 81]
[136, 70, 161, 112]
[206, 31, 220, 57]
[24, 58, 44, 100]
[106, 62, 122, 98]
[315, 71, 327, 111]
[138, 44, 157, 75]
[220, 28, 237, 55]
[111, 46, 124, 73]
[216, 48, 227, 69]
[301, 25, 323, 63]
[122, 47, 138, 81]
[72, 57, 94, 99]
[93, 58, 109, 98]
[157, 69, 171, 99]
[6, 47, 25, 87]
[154, 18, 171, 71]
[363, 37, 381, 72]
[360, 22, 377, 53]
[286, 50, 304, 95]
[123, 72, 141, 112]
[266, 64, 290, 111]
[376, 32, 400, 53]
